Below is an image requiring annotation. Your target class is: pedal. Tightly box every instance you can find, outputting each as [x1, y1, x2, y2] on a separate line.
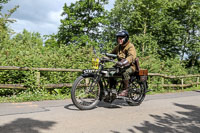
[116, 95, 129, 100]
[116, 95, 124, 99]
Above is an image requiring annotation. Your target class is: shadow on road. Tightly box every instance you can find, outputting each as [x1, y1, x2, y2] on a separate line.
[64, 100, 130, 111]
[0, 118, 56, 133]
[194, 90, 200, 93]
[98, 101, 126, 109]
[64, 102, 122, 111]
[64, 104, 80, 111]
[111, 103, 200, 133]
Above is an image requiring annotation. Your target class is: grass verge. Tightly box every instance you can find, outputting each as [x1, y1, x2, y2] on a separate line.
[0, 86, 199, 103]
[147, 86, 200, 95]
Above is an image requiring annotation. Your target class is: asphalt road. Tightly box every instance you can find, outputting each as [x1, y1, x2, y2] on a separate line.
[0, 91, 200, 133]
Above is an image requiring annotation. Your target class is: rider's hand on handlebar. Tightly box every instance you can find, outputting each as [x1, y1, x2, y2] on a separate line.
[101, 56, 110, 61]
[101, 56, 109, 59]
[115, 59, 130, 68]
[116, 61, 123, 67]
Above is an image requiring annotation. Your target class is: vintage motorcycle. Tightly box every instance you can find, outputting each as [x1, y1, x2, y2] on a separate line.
[71, 45, 148, 110]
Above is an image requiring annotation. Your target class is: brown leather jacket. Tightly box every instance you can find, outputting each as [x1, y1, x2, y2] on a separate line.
[111, 40, 137, 71]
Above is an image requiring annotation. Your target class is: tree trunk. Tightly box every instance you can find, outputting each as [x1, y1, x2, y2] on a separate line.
[142, 21, 147, 54]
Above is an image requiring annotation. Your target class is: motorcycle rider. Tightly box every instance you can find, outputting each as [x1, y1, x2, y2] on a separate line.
[111, 30, 137, 97]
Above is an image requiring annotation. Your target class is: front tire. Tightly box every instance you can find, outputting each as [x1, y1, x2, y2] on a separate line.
[71, 75, 101, 110]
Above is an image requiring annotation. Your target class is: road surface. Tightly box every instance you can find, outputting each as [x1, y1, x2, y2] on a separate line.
[0, 91, 200, 133]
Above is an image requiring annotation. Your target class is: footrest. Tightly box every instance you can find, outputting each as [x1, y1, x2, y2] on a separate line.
[145, 89, 153, 93]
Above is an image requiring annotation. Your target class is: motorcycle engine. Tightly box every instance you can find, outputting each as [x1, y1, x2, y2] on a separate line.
[103, 89, 117, 103]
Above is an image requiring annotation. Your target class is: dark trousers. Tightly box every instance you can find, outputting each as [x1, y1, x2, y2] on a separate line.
[122, 67, 133, 80]
[109, 66, 133, 88]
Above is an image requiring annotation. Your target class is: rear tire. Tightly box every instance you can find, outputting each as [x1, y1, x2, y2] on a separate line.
[71, 75, 101, 110]
[126, 81, 147, 106]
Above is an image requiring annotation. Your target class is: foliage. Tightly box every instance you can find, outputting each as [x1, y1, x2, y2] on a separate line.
[0, 0, 199, 101]
[107, 0, 200, 67]
[0, 89, 69, 103]
[57, 0, 109, 46]
[57, 0, 199, 71]
[0, 28, 95, 96]
[0, 0, 9, 11]
[0, 5, 19, 46]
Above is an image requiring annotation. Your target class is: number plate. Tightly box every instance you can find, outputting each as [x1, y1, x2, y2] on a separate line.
[83, 69, 97, 74]
[92, 58, 99, 69]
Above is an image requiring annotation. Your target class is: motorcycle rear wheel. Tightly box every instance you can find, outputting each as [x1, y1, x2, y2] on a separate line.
[71, 75, 101, 110]
[126, 81, 147, 106]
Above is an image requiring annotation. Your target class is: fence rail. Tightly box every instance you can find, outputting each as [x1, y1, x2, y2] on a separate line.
[0, 66, 82, 72]
[0, 66, 199, 89]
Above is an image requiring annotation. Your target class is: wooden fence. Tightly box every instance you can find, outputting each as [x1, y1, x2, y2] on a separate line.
[0, 66, 199, 90]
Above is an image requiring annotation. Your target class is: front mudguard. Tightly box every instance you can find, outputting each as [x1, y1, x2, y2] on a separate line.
[82, 73, 97, 78]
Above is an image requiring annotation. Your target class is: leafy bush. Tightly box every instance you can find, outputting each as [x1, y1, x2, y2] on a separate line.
[0, 29, 95, 96]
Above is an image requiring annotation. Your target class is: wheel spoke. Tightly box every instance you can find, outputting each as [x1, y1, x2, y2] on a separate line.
[71, 76, 101, 110]
[126, 82, 146, 106]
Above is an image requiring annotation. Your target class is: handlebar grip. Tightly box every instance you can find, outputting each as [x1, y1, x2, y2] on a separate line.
[105, 53, 117, 58]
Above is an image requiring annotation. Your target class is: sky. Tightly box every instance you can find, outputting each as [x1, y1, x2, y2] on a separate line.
[2, 0, 115, 36]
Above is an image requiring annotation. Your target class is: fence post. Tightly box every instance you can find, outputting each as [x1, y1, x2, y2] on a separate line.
[36, 72, 40, 86]
[161, 77, 164, 89]
[148, 76, 151, 88]
[197, 77, 199, 87]
[181, 78, 184, 90]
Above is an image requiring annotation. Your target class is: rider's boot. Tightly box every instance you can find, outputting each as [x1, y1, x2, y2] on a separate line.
[118, 80, 129, 97]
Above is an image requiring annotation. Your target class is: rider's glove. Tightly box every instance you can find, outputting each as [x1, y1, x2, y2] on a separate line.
[116, 59, 130, 68]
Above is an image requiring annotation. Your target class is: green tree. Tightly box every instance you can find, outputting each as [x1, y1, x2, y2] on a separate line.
[172, 0, 200, 71]
[154, 0, 200, 62]
[57, 0, 109, 46]
[106, 0, 163, 56]
[0, 0, 9, 11]
[0, 0, 19, 49]
[107, 0, 200, 63]
[13, 29, 43, 48]
[0, 0, 16, 31]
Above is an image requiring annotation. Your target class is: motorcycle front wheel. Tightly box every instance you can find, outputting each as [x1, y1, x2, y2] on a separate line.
[71, 75, 101, 110]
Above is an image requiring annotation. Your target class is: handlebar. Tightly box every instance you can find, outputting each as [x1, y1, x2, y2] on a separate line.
[100, 57, 117, 64]
[103, 53, 117, 58]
